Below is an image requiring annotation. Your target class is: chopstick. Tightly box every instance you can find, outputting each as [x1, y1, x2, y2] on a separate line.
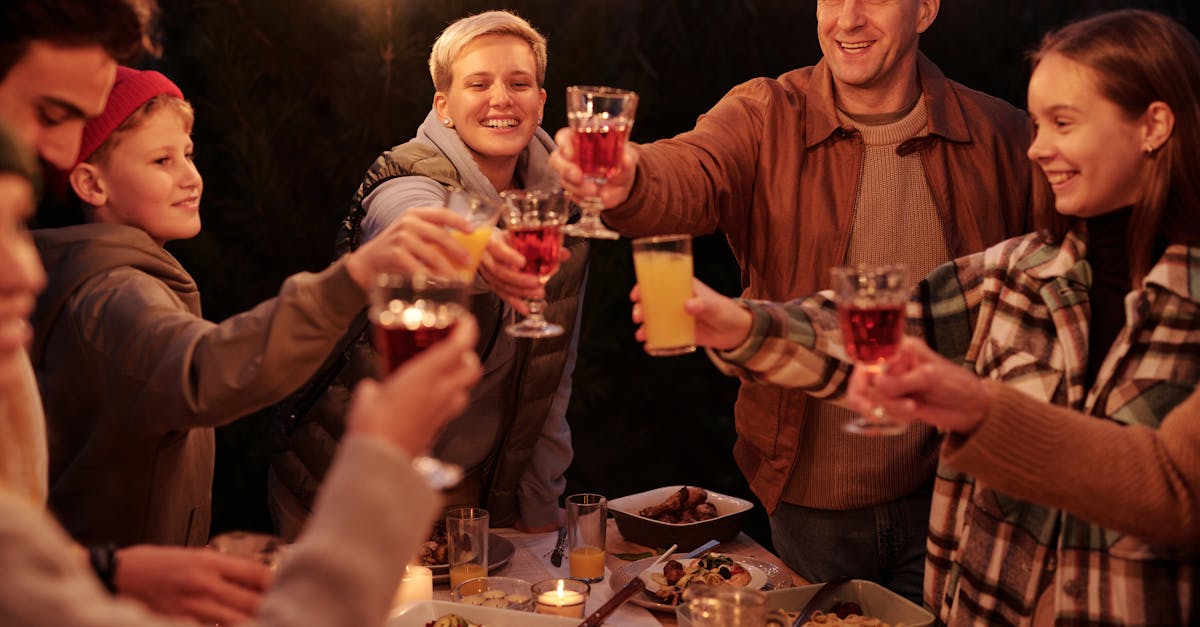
[576, 543, 677, 627]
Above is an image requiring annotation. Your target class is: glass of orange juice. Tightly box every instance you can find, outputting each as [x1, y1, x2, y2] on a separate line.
[632, 234, 696, 356]
[566, 493, 606, 582]
[446, 507, 489, 590]
[445, 189, 500, 279]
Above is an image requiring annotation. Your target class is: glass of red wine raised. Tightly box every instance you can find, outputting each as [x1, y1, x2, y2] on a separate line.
[369, 272, 470, 487]
[501, 189, 569, 338]
[563, 85, 638, 240]
[830, 264, 911, 436]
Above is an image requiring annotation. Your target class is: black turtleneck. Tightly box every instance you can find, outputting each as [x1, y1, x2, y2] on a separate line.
[1085, 207, 1134, 388]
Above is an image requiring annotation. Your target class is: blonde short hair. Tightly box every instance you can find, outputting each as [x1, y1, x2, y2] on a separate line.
[428, 10, 547, 92]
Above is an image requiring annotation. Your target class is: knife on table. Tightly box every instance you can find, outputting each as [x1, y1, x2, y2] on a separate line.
[550, 527, 567, 567]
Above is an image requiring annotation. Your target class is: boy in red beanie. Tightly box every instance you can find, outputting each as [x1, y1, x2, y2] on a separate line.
[30, 67, 474, 551]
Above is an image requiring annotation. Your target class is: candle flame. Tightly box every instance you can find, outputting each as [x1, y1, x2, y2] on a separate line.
[557, 579, 565, 598]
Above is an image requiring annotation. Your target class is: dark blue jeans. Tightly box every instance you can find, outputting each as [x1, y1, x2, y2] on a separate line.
[769, 482, 932, 605]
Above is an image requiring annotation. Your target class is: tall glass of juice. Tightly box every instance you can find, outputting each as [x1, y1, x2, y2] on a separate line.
[632, 234, 696, 356]
[446, 507, 489, 590]
[566, 493, 607, 582]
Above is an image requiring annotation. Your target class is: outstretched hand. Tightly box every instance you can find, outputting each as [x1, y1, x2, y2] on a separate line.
[344, 207, 472, 291]
[347, 317, 482, 456]
[845, 337, 990, 435]
[114, 544, 271, 625]
[630, 278, 753, 352]
[548, 127, 639, 208]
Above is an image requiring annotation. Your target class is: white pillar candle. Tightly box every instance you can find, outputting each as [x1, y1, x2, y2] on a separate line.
[393, 565, 434, 606]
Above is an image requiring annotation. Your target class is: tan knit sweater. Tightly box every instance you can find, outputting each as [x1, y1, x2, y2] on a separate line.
[782, 98, 947, 509]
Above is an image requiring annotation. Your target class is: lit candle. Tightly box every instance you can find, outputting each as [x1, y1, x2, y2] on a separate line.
[534, 579, 587, 618]
[393, 565, 433, 607]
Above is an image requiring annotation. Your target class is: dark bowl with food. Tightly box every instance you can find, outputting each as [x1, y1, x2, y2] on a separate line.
[608, 486, 753, 551]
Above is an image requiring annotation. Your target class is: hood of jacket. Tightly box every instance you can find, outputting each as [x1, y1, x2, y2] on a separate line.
[414, 109, 558, 203]
[30, 223, 198, 363]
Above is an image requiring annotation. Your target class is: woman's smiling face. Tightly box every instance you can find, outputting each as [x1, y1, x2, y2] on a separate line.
[1026, 52, 1154, 219]
[435, 34, 546, 176]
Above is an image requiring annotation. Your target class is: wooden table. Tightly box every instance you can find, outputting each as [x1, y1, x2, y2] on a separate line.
[431, 518, 802, 626]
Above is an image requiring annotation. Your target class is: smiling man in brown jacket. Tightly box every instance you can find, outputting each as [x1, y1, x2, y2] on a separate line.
[550, 0, 1031, 603]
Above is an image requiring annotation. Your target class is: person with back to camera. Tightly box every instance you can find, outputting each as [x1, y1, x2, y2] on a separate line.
[0, 1, 288, 622]
[549, 0, 1031, 602]
[270, 9, 587, 538]
[29, 64, 471, 554]
[639, 9, 1200, 624]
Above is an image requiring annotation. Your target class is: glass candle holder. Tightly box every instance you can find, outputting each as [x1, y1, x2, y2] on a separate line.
[532, 578, 590, 618]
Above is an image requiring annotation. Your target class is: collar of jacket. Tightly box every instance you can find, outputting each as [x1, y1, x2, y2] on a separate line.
[804, 52, 972, 149]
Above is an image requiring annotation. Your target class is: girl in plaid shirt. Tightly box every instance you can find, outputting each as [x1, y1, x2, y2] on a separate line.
[634, 9, 1200, 626]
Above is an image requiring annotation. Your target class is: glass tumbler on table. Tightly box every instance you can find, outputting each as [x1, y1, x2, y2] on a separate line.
[446, 507, 489, 591]
[830, 264, 910, 436]
[563, 85, 638, 240]
[368, 272, 470, 487]
[566, 493, 607, 582]
[501, 189, 569, 338]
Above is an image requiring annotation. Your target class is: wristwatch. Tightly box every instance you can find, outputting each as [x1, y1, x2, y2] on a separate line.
[88, 542, 120, 594]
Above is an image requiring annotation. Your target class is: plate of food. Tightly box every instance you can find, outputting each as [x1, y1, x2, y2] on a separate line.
[417, 521, 515, 584]
[610, 552, 791, 612]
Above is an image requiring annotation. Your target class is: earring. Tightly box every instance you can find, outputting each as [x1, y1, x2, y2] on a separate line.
[442, 118, 453, 127]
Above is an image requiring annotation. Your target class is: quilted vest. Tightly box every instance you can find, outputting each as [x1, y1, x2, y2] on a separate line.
[271, 140, 587, 526]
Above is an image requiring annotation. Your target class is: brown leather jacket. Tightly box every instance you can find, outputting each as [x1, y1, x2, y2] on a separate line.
[603, 55, 1033, 512]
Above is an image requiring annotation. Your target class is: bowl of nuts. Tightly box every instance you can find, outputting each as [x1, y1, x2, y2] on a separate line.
[450, 576, 535, 612]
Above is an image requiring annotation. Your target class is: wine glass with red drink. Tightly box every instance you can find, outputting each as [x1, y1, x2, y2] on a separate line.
[830, 264, 910, 436]
[563, 85, 638, 240]
[369, 272, 470, 487]
[502, 189, 569, 338]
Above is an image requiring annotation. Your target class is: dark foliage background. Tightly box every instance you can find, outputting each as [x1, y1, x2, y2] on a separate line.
[149, 0, 1196, 546]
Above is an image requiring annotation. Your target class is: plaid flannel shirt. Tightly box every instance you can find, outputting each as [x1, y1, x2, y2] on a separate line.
[714, 231, 1200, 625]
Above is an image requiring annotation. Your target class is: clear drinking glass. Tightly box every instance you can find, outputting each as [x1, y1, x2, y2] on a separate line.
[368, 272, 470, 487]
[501, 189, 569, 338]
[207, 531, 289, 571]
[830, 264, 910, 436]
[444, 189, 500, 280]
[566, 493, 607, 583]
[632, 234, 696, 356]
[446, 507, 489, 592]
[563, 85, 638, 240]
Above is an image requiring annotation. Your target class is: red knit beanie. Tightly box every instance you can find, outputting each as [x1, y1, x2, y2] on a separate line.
[76, 67, 184, 166]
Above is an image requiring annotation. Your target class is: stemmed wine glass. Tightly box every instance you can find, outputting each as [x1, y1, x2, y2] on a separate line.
[562, 85, 638, 240]
[501, 188, 569, 338]
[369, 272, 470, 488]
[830, 264, 910, 436]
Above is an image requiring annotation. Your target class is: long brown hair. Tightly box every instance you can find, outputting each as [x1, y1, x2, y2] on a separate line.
[1030, 9, 1200, 281]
